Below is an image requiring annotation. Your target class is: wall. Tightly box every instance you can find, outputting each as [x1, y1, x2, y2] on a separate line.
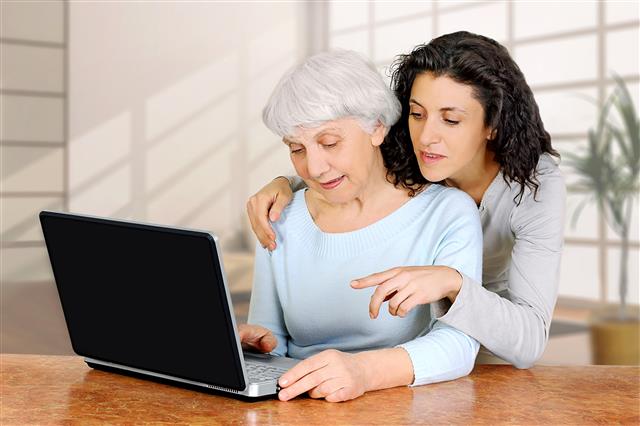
[68, 1, 301, 248]
[1, 0, 70, 354]
[1, 1, 303, 354]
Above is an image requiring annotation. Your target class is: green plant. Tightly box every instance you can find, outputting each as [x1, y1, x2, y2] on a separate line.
[565, 75, 640, 318]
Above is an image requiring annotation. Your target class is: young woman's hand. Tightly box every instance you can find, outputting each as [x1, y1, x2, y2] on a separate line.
[237, 324, 277, 353]
[277, 349, 369, 402]
[246, 177, 293, 250]
[351, 266, 463, 318]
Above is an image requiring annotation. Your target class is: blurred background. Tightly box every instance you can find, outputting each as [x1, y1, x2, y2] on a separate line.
[1, 1, 638, 364]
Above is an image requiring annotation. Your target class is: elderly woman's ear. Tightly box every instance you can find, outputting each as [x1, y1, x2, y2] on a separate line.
[371, 122, 387, 147]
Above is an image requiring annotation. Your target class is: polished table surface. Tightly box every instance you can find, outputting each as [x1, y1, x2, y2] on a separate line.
[1, 354, 639, 425]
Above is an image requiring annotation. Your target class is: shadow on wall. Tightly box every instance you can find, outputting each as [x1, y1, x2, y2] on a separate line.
[2, 56, 294, 355]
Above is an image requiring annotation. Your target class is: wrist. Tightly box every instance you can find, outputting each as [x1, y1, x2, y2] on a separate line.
[353, 352, 375, 392]
[355, 348, 413, 392]
[273, 175, 291, 186]
[445, 267, 463, 303]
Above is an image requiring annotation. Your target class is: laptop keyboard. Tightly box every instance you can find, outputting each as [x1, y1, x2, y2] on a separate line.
[245, 361, 288, 382]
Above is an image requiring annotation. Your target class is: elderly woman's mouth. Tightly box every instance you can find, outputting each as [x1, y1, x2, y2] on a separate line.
[319, 176, 345, 190]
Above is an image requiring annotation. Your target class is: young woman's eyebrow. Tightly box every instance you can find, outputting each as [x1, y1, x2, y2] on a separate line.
[440, 106, 468, 115]
[410, 100, 468, 115]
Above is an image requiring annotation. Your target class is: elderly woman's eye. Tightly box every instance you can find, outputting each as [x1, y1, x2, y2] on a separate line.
[444, 119, 460, 125]
[289, 144, 305, 154]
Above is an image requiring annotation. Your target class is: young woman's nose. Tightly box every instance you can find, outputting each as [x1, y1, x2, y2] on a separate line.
[418, 118, 442, 148]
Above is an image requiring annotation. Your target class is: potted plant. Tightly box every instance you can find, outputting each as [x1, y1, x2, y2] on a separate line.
[565, 75, 639, 365]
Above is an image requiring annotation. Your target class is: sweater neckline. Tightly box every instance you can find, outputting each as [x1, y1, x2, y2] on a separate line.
[287, 184, 439, 258]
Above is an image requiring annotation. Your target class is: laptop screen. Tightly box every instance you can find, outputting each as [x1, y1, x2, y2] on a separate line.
[40, 211, 246, 390]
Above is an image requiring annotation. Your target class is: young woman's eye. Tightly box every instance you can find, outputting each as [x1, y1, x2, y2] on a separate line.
[409, 108, 426, 120]
[323, 143, 337, 148]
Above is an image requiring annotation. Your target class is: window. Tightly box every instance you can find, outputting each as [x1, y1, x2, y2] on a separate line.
[325, 0, 639, 304]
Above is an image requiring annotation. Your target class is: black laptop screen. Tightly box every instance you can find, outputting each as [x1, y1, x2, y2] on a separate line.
[40, 211, 245, 390]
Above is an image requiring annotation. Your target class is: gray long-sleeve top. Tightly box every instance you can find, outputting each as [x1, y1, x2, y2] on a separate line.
[432, 153, 566, 368]
[286, 153, 566, 368]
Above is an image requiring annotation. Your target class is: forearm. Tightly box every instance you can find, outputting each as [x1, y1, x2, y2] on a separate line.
[355, 348, 414, 392]
[436, 274, 550, 368]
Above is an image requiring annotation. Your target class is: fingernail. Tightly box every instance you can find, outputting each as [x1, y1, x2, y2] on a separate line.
[269, 243, 276, 251]
[369, 312, 374, 319]
[280, 378, 288, 386]
[279, 391, 288, 400]
[350, 280, 357, 287]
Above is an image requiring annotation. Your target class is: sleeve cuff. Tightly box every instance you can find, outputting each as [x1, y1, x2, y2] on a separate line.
[432, 272, 474, 320]
[396, 341, 427, 386]
[279, 175, 306, 192]
[396, 322, 479, 387]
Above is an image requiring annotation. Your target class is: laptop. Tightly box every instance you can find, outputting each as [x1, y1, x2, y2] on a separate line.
[39, 210, 298, 398]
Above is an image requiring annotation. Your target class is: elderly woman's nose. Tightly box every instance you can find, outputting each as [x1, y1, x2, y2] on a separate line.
[306, 150, 331, 178]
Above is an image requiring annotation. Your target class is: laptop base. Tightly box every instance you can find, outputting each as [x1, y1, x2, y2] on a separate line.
[84, 357, 282, 398]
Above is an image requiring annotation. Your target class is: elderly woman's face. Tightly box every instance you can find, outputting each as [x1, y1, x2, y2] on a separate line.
[283, 118, 385, 204]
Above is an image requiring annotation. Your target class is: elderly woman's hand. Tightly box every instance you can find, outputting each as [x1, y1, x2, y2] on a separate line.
[238, 324, 277, 353]
[277, 349, 369, 402]
[246, 177, 293, 251]
[351, 266, 463, 318]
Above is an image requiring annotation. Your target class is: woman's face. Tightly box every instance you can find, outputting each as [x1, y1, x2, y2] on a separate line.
[284, 118, 385, 204]
[408, 72, 494, 183]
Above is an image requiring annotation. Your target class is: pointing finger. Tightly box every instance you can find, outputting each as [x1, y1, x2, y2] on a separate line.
[350, 268, 400, 289]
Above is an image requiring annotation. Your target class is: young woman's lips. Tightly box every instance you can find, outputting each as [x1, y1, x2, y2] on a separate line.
[420, 152, 446, 165]
[319, 176, 345, 190]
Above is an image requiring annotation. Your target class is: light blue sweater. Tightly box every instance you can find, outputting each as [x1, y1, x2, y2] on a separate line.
[248, 184, 483, 385]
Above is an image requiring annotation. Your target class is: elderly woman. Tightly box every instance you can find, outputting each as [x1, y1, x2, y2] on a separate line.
[239, 50, 483, 403]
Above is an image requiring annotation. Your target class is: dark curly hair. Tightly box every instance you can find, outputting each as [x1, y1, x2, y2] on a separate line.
[381, 31, 558, 202]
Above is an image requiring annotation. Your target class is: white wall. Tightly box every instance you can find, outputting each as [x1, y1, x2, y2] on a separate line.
[1, 1, 305, 354]
[68, 2, 302, 249]
[1, 0, 70, 354]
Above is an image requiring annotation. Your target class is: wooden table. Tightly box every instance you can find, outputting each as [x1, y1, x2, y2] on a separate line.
[2, 354, 638, 425]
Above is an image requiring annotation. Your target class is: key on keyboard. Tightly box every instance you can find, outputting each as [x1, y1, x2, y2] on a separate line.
[246, 362, 288, 382]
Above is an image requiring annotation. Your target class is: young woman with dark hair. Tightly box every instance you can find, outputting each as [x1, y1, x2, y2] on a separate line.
[246, 31, 566, 369]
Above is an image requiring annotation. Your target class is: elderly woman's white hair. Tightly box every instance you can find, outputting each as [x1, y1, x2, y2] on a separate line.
[262, 50, 401, 138]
